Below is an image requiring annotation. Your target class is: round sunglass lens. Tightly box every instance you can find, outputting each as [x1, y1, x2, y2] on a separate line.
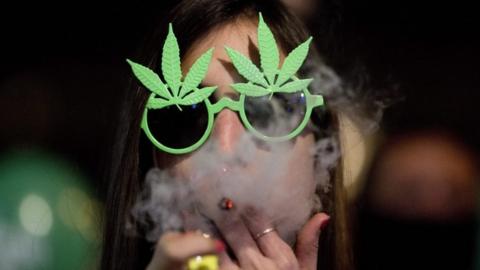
[244, 92, 307, 137]
[147, 102, 209, 149]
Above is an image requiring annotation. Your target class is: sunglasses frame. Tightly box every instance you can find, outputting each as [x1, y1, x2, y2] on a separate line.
[141, 84, 324, 154]
[129, 12, 326, 155]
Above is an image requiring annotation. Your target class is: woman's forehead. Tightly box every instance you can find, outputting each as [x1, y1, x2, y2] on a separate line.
[182, 22, 257, 91]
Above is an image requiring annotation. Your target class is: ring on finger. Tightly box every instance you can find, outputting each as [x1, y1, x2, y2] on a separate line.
[253, 227, 276, 240]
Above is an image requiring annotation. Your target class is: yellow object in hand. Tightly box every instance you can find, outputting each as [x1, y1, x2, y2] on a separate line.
[187, 255, 219, 270]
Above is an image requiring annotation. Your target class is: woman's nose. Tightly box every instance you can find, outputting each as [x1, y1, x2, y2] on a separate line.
[211, 109, 245, 153]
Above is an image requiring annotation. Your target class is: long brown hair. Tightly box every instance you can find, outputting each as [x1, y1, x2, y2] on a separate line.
[101, 1, 352, 269]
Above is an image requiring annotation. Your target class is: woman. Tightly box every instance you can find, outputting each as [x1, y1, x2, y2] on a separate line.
[101, 0, 358, 269]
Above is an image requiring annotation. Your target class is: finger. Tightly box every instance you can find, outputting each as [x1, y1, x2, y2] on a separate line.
[150, 231, 225, 268]
[218, 250, 240, 270]
[295, 213, 330, 270]
[242, 207, 299, 270]
[216, 216, 264, 268]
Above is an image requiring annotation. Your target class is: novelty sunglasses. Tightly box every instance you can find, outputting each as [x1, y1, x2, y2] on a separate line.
[127, 14, 324, 154]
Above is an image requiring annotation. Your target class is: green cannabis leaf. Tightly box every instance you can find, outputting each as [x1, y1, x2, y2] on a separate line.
[146, 98, 173, 109]
[258, 14, 279, 85]
[278, 79, 313, 93]
[225, 47, 268, 87]
[162, 24, 182, 97]
[126, 59, 171, 100]
[276, 37, 312, 86]
[180, 86, 217, 105]
[227, 13, 313, 97]
[231, 83, 270, 96]
[127, 25, 216, 111]
[179, 48, 214, 98]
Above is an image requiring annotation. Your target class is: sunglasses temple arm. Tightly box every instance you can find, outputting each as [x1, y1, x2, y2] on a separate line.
[310, 94, 324, 108]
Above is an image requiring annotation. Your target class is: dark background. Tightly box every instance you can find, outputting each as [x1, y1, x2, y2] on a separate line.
[0, 0, 478, 197]
[0, 1, 478, 269]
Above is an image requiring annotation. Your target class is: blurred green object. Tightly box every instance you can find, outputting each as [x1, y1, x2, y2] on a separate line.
[187, 255, 219, 270]
[0, 149, 101, 270]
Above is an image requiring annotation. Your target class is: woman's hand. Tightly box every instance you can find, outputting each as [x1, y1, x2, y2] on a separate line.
[146, 212, 329, 270]
[295, 213, 331, 269]
[216, 212, 330, 270]
[146, 231, 225, 270]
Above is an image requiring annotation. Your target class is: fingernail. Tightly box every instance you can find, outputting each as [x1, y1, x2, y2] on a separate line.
[214, 240, 226, 253]
[320, 216, 330, 230]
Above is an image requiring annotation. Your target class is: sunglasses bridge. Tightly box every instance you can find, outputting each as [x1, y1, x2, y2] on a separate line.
[210, 97, 242, 114]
